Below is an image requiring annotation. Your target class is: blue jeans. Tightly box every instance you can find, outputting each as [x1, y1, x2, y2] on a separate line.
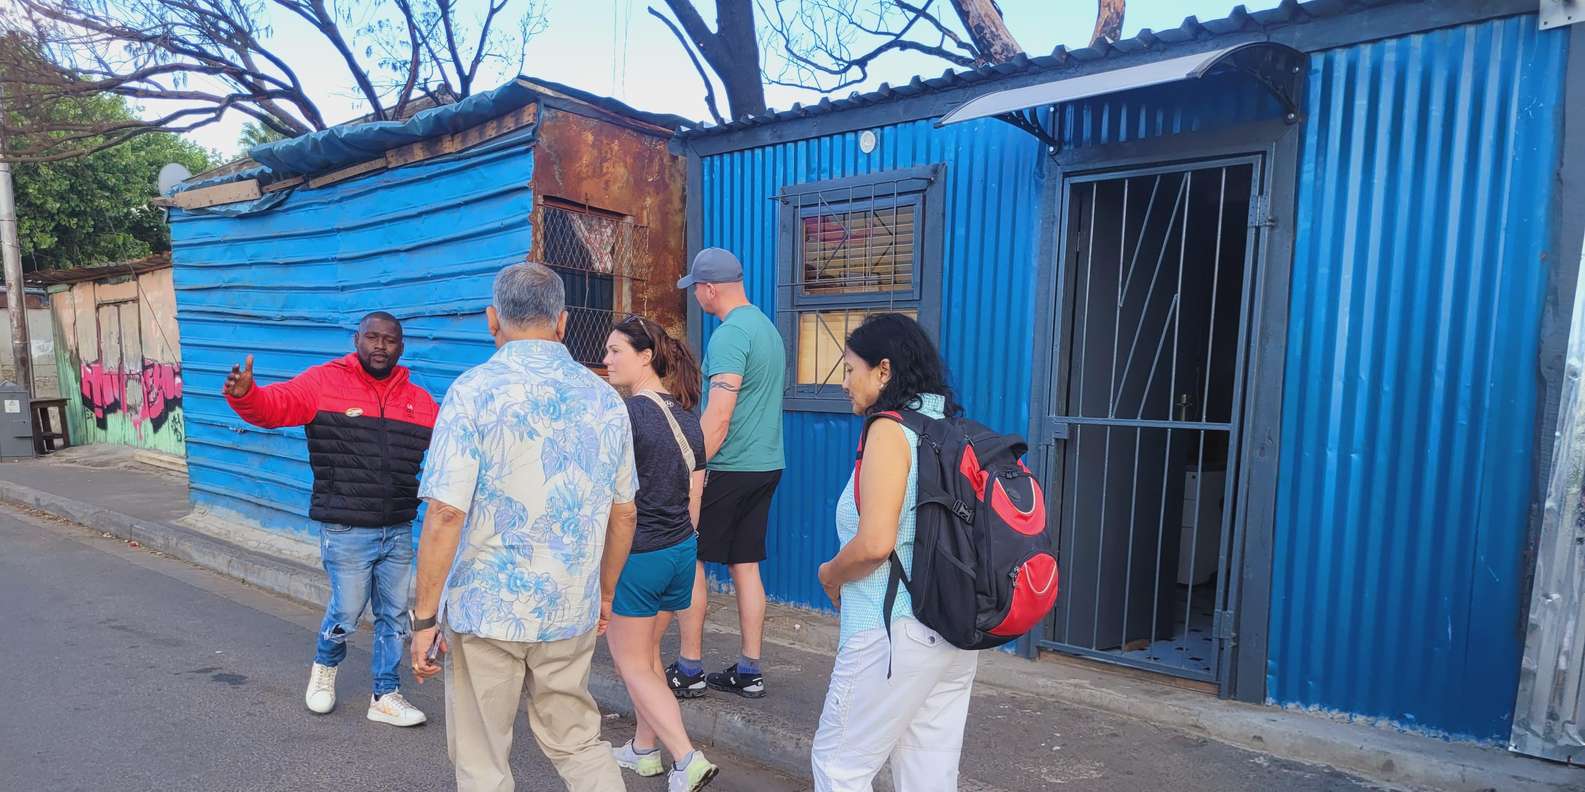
[314, 523, 414, 696]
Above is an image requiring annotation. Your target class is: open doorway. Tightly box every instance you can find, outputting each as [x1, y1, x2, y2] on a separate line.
[1042, 158, 1258, 683]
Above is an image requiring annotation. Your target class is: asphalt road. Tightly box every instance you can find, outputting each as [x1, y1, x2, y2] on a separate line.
[0, 506, 801, 792]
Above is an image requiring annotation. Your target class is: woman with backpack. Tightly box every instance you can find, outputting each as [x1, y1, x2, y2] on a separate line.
[811, 312, 980, 792]
[602, 315, 719, 792]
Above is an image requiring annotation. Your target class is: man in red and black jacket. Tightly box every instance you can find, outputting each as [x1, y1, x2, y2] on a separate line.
[224, 311, 439, 728]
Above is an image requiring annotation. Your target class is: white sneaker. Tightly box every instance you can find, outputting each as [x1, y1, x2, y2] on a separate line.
[668, 752, 719, 792]
[613, 740, 666, 777]
[366, 690, 427, 727]
[305, 663, 337, 714]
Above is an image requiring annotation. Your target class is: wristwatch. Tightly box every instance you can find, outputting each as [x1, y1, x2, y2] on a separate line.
[410, 610, 437, 631]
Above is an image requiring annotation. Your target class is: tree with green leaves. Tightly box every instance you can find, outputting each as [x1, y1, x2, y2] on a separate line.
[10, 92, 211, 270]
[237, 120, 287, 153]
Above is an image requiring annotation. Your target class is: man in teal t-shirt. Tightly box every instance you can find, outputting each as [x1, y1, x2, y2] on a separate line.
[668, 247, 785, 700]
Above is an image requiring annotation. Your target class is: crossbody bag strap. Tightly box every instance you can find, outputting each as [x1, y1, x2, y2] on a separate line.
[639, 390, 696, 477]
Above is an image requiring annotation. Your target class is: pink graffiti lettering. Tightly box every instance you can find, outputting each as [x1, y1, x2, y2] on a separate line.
[80, 359, 184, 437]
[141, 359, 182, 429]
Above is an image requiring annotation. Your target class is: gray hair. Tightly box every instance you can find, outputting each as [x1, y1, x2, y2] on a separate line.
[493, 262, 564, 328]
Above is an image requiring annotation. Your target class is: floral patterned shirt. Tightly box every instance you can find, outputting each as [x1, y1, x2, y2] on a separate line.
[419, 340, 637, 643]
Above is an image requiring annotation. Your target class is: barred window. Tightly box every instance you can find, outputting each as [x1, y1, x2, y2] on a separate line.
[535, 198, 647, 366]
[776, 165, 944, 411]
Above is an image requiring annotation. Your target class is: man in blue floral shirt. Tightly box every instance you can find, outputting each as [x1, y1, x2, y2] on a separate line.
[408, 262, 638, 792]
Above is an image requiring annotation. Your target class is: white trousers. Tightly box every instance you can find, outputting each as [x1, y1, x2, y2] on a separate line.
[810, 620, 979, 792]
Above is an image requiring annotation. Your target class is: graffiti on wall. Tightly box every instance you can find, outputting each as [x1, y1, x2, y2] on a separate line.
[80, 358, 184, 437]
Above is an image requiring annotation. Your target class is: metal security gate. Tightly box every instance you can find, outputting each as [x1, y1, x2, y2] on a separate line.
[1041, 157, 1262, 685]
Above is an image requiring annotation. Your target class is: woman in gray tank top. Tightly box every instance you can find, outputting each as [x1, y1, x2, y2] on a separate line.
[602, 315, 718, 791]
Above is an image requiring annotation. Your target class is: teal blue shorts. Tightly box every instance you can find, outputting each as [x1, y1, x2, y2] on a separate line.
[612, 535, 698, 617]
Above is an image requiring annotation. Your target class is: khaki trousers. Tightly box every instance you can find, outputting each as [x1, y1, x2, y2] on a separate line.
[444, 629, 623, 792]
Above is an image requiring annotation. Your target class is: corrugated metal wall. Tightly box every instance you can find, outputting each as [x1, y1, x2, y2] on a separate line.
[1271, 16, 1567, 741]
[697, 69, 1289, 611]
[699, 118, 1044, 608]
[1056, 71, 1284, 149]
[169, 137, 534, 538]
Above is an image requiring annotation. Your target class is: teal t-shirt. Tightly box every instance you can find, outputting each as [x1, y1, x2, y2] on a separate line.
[703, 304, 786, 472]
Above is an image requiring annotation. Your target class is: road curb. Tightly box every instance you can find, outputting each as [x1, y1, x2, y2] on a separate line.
[5, 477, 1580, 792]
[0, 478, 830, 785]
[0, 479, 332, 607]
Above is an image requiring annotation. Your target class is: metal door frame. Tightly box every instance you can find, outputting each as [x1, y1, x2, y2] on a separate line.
[1021, 118, 1303, 702]
[1040, 154, 1262, 686]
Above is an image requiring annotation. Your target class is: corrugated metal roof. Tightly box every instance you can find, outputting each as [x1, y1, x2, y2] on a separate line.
[25, 253, 172, 286]
[1270, 14, 1566, 742]
[680, 0, 1423, 140]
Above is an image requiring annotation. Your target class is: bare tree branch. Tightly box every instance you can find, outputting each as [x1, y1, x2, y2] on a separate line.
[391, 0, 425, 115]
[894, 0, 975, 58]
[761, 0, 987, 94]
[660, 0, 765, 118]
[434, 0, 471, 96]
[1, 0, 548, 161]
[648, 6, 724, 125]
[948, 0, 1021, 63]
[467, 0, 510, 87]
[1092, 0, 1124, 45]
[270, 0, 388, 119]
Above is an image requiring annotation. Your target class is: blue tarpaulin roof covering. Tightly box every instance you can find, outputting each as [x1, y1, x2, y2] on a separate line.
[176, 76, 692, 195]
[248, 80, 541, 176]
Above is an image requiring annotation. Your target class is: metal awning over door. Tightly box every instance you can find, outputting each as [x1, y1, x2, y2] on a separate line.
[936, 42, 1306, 149]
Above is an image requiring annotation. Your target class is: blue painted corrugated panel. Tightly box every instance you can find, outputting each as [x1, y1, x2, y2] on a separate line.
[700, 118, 1045, 608]
[1272, 16, 1566, 741]
[169, 140, 534, 539]
[1057, 71, 1285, 149]
[698, 71, 1288, 610]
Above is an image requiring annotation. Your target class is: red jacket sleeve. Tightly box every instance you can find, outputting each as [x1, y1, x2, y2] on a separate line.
[226, 367, 322, 428]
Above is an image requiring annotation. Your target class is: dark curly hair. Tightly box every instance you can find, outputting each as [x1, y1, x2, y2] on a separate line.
[844, 313, 961, 417]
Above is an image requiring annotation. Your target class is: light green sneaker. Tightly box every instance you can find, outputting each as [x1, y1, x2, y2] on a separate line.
[612, 740, 665, 777]
[667, 752, 719, 792]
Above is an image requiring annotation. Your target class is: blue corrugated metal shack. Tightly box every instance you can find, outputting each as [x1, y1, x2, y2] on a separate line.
[674, 0, 1585, 750]
[165, 78, 690, 534]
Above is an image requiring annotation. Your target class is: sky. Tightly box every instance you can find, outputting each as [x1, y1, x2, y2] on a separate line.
[158, 0, 1285, 158]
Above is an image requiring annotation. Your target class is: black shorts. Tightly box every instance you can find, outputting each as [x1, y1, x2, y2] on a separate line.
[697, 469, 782, 565]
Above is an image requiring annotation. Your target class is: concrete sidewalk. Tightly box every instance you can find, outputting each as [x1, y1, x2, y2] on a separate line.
[2, 449, 1579, 792]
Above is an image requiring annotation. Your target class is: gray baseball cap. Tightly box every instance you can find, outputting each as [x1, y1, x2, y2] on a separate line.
[677, 247, 744, 289]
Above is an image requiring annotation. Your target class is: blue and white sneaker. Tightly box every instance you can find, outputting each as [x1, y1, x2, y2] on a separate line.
[666, 661, 707, 699]
[705, 663, 765, 699]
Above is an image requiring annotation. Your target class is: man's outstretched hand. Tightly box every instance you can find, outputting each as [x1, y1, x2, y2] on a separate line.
[224, 355, 255, 398]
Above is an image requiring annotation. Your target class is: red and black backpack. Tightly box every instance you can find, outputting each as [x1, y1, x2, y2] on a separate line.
[856, 409, 1060, 651]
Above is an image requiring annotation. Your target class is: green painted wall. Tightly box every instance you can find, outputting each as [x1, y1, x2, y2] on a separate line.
[49, 272, 186, 457]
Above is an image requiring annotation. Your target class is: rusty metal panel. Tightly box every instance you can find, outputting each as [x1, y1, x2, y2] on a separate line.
[531, 106, 688, 341]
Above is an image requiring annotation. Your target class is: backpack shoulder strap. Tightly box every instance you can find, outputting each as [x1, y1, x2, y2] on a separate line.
[638, 390, 696, 475]
[854, 411, 902, 514]
[856, 410, 905, 459]
[892, 407, 937, 437]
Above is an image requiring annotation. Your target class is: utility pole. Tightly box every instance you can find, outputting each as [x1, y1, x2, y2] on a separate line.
[0, 86, 31, 394]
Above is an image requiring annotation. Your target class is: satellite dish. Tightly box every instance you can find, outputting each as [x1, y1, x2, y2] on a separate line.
[157, 163, 193, 195]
